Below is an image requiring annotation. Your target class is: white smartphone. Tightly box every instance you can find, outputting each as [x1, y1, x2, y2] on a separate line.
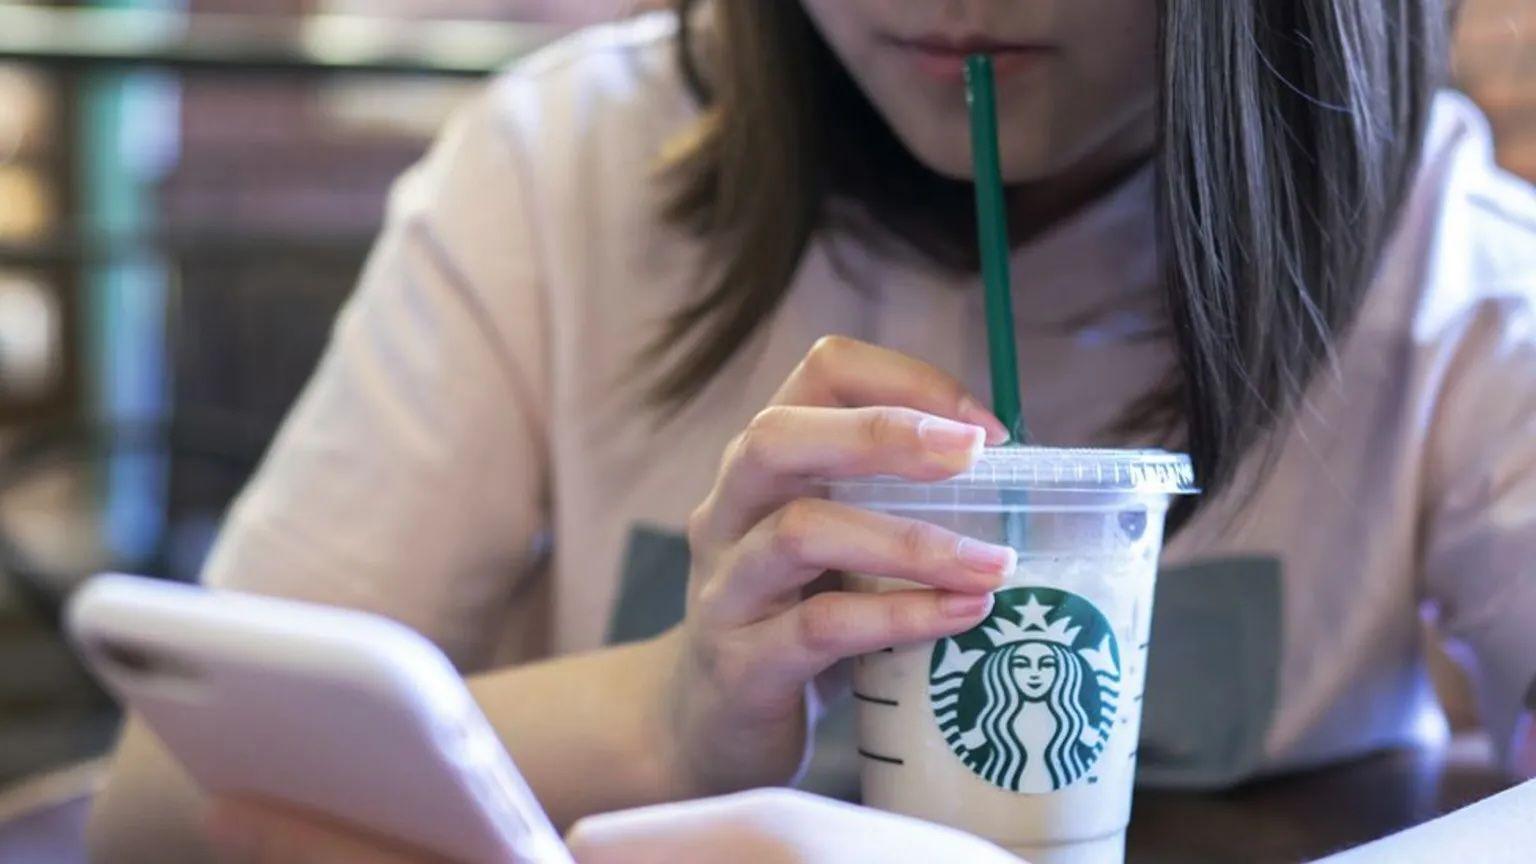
[68, 574, 574, 864]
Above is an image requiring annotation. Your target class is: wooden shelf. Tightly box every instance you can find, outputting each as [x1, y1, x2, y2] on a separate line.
[0, 6, 558, 77]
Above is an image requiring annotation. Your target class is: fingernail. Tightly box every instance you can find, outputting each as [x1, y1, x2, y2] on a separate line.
[941, 592, 994, 618]
[917, 416, 985, 454]
[956, 537, 1017, 574]
[958, 397, 1009, 446]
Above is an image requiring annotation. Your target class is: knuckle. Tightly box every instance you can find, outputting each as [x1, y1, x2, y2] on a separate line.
[771, 499, 823, 563]
[732, 433, 770, 477]
[748, 405, 794, 438]
[686, 502, 712, 549]
[894, 518, 937, 563]
[938, 378, 970, 409]
[858, 408, 897, 452]
[796, 597, 849, 655]
[708, 639, 756, 694]
[718, 433, 741, 474]
[885, 595, 932, 639]
[563, 818, 598, 855]
[735, 408, 789, 474]
[690, 568, 726, 614]
[807, 334, 853, 372]
[859, 407, 918, 456]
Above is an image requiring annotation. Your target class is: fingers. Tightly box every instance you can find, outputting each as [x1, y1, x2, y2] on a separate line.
[774, 336, 1010, 445]
[699, 405, 987, 540]
[567, 790, 836, 864]
[570, 790, 1028, 864]
[206, 799, 446, 864]
[699, 498, 1014, 626]
[728, 589, 994, 696]
[566, 798, 757, 864]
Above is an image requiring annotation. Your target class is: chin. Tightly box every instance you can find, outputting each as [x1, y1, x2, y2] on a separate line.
[897, 127, 1068, 184]
[905, 138, 977, 181]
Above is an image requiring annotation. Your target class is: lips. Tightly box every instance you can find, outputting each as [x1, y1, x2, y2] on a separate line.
[880, 32, 1056, 84]
[894, 34, 1046, 54]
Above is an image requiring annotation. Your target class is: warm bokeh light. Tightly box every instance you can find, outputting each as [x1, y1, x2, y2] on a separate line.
[1456, 0, 1536, 179]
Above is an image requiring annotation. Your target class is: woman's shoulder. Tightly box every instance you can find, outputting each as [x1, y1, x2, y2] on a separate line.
[481, 12, 698, 169]
[509, 11, 684, 82]
[1401, 91, 1536, 339]
[381, 11, 706, 321]
[388, 12, 695, 217]
[1357, 91, 1536, 450]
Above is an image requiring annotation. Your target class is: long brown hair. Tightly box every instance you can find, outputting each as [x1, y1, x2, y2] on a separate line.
[652, 0, 1446, 509]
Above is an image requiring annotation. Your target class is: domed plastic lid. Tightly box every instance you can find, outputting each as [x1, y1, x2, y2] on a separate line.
[834, 446, 1198, 495]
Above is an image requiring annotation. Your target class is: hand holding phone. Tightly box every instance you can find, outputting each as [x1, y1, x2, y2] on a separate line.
[69, 575, 573, 864]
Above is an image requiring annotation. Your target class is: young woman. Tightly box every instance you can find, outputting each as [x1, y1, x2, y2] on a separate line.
[91, 1, 1536, 861]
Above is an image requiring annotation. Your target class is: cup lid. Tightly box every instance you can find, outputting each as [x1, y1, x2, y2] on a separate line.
[834, 446, 1198, 495]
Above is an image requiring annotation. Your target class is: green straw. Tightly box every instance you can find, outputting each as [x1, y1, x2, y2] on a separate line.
[965, 55, 1030, 445]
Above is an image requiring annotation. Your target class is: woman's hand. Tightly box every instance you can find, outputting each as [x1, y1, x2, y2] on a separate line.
[209, 790, 1027, 864]
[205, 799, 449, 864]
[659, 336, 1015, 797]
[567, 788, 1025, 864]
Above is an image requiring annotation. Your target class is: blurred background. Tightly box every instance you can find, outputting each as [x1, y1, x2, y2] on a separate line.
[0, 0, 1528, 812]
[0, 0, 661, 794]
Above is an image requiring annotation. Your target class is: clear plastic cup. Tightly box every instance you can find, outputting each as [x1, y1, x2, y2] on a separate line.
[831, 447, 1197, 864]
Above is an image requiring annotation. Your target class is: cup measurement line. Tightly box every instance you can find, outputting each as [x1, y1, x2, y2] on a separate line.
[858, 748, 906, 766]
[852, 691, 899, 707]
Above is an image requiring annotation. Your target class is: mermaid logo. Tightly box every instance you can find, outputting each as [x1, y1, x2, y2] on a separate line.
[931, 587, 1121, 793]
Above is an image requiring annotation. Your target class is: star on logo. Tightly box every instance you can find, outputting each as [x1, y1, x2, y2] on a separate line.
[1015, 594, 1053, 630]
[1079, 633, 1120, 677]
[982, 593, 1081, 648]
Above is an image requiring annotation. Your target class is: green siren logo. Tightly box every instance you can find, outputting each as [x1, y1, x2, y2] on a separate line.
[931, 586, 1121, 793]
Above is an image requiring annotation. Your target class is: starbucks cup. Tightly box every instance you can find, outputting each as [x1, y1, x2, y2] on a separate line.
[831, 447, 1196, 864]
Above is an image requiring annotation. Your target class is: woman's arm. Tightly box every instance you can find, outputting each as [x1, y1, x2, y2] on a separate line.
[1420, 303, 1536, 777]
[192, 335, 1011, 864]
[467, 634, 689, 829]
[90, 81, 555, 861]
[89, 721, 219, 863]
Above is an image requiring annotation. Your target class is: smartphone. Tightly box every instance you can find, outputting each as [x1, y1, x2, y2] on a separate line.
[68, 574, 574, 864]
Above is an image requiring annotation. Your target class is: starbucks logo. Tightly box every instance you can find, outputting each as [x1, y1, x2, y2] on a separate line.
[930, 587, 1121, 793]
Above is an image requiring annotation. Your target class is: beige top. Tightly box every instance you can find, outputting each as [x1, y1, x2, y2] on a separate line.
[206, 14, 1536, 785]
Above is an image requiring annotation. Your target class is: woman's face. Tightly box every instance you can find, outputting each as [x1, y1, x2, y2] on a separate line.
[798, 0, 1159, 182]
[1010, 643, 1059, 700]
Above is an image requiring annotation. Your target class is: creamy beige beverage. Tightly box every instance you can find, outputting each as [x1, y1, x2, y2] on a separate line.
[833, 448, 1195, 864]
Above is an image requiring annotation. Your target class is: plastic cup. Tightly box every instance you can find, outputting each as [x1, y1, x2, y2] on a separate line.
[831, 447, 1197, 864]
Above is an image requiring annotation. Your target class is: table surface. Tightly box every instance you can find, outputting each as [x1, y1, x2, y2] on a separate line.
[0, 737, 1515, 864]
[1127, 736, 1513, 862]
